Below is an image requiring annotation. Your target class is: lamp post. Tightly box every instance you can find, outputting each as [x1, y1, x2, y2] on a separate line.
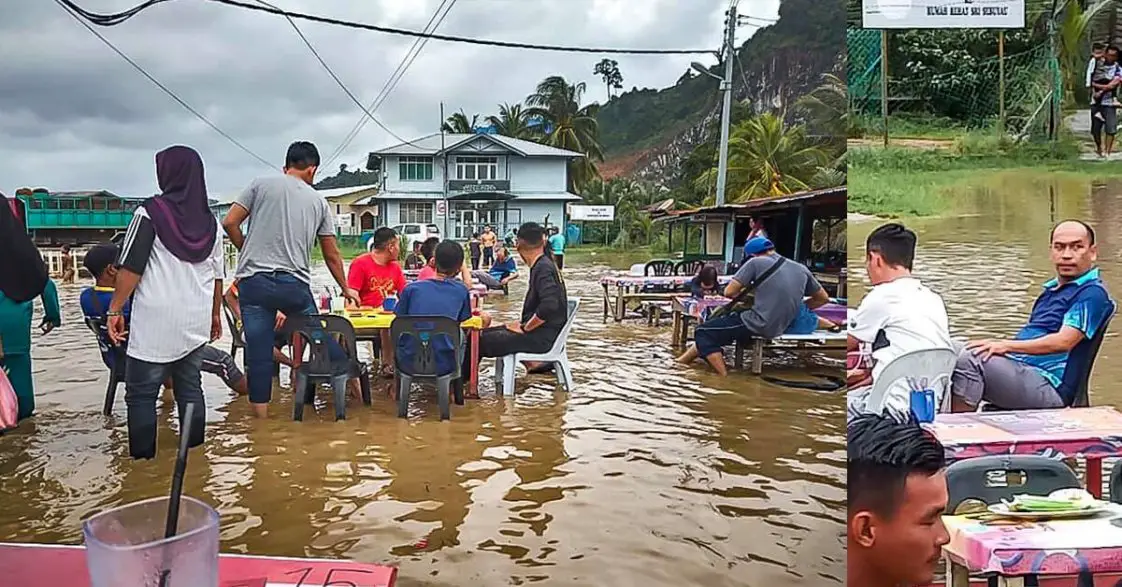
[691, 0, 737, 206]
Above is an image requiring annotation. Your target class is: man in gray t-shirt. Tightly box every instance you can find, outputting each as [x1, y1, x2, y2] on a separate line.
[675, 237, 830, 376]
[221, 141, 359, 417]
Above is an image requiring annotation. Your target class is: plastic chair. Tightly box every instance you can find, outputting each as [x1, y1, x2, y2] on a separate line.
[1066, 299, 1115, 408]
[391, 316, 465, 420]
[674, 259, 705, 276]
[643, 260, 675, 276]
[288, 315, 372, 421]
[84, 316, 126, 417]
[946, 455, 1084, 587]
[862, 347, 957, 416]
[495, 298, 581, 396]
[221, 298, 245, 362]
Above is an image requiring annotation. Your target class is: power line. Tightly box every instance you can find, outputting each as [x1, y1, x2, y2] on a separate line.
[63, 0, 715, 54]
[325, 0, 457, 167]
[53, 0, 274, 169]
[251, 0, 421, 152]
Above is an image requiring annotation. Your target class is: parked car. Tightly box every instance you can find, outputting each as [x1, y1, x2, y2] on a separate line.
[369, 223, 441, 251]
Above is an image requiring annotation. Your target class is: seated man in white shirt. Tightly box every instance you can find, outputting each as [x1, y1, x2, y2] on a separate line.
[847, 223, 954, 420]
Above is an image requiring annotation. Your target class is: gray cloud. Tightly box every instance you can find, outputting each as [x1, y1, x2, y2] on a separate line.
[0, 0, 778, 197]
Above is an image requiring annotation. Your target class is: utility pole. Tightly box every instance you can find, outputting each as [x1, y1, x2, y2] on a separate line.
[714, 0, 738, 207]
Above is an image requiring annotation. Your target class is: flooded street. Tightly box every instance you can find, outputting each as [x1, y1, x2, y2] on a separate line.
[848, 175, 1122, 405]
[0, 256, 845, 586]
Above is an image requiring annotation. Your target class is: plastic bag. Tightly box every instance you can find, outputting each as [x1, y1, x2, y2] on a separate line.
[0, 365, 18, 431]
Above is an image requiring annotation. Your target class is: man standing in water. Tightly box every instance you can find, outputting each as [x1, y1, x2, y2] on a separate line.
[848, 412, 949, 587]
[480, 225, 497, 267]
[222, 141, 359, 418]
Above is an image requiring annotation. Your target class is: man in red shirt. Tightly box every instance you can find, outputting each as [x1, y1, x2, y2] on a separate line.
[347, 226, 406, 374]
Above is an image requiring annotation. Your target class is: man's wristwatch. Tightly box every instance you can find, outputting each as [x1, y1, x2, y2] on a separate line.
[106, 310, 123, 317]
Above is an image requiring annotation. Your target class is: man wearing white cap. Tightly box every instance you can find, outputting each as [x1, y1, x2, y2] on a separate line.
[676, 237, 831, 376]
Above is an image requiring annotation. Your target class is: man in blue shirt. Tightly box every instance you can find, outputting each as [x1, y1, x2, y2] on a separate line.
[548, 226, 566, 270]
[951, 220, 1114, 411]
[471, 246, 519, 290]
[396, 240, 473, 376]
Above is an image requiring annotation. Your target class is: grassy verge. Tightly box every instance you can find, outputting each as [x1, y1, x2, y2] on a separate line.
[849, 131, 1122, 217]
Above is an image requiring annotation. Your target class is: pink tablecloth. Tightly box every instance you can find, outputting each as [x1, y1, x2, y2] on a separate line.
[923, 407, 1122, 461]
[944, 504, 1122, 575]
[0, 542, 397, 586]
[674, 296, 848, 325]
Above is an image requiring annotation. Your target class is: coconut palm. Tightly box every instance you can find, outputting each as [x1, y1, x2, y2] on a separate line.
[485, 103, 535, 140]
[796, 72, 848, 139]
[441, 109, 478, 134]
[694, 113, 828, 203]
[524, 76, 605, 192]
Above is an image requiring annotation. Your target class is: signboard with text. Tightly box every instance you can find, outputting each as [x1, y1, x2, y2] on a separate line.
[435, 200, 447, 218]
[569, 205, 615, 221]
[447, 179, 510, 193]
[862, 0, 1024, 28]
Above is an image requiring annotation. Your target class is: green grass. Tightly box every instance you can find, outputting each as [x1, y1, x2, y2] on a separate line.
[850, 134, 1122, 217]
[852, 113, 974, 140]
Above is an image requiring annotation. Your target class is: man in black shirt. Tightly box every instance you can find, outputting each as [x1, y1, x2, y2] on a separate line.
[476, 223, 568, 359]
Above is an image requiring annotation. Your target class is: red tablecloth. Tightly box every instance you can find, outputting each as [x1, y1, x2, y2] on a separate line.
[0, 542, 397, 586]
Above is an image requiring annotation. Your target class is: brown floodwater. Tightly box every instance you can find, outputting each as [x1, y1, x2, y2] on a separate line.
[849, 175, 1122, 403]
[0, 254, 845, 586]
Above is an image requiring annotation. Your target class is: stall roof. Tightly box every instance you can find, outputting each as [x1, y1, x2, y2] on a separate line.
[652, 186, 846, 222]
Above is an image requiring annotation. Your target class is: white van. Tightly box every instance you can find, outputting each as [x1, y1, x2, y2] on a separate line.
[368, 223, 441, 251]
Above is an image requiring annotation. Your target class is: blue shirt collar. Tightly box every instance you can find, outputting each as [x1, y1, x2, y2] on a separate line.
[1043, 266, 1100, 289]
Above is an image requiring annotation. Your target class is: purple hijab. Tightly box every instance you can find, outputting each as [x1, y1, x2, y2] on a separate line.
[143, 145, 217, 263]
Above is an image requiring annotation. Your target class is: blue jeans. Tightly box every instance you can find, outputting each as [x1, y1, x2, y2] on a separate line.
[125, 344, 207, 459]
[694, 313, 754, 357]
[238, 272, 344, 404]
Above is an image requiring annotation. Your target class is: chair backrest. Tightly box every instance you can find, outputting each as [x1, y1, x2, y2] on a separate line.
[1064, 298, 1115, 407]
[945, 455, 1081, 513]
[288, 314, 359, 377]
[543, 298, 581, 356]
[390, 315, 464, 378]
[1110, 462, 1122, 505]
[82, 315, 127, 372]
[864, 347, 958, 416]
[644, 260, 675, 276]
[221, 297, 244, 345]
[674, 259, 705, 276]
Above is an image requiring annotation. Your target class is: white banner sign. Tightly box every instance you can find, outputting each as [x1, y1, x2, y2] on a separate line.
[570, 205, 615, 221]
[335, 213, 353, 227]
[862, 0, 1025, 29]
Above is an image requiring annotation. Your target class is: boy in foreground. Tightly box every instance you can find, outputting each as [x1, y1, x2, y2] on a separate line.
[395, 240, 474, 377]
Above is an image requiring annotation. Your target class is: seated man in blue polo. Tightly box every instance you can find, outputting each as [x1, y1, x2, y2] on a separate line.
[950, 220, 1114, 411]
[471, 246, 519, 291]
[675, 237, 831, 376]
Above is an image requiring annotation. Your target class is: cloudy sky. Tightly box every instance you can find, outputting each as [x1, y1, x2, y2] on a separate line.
[1, 0, 778, 198]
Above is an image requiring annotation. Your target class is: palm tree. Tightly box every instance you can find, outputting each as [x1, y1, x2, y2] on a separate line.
[441, 109, 478, 134]
[524, 76, 605, 192]
[485, 103, 535, 140]
[694, 113, 828, 203]
[796, 72, 848, 139]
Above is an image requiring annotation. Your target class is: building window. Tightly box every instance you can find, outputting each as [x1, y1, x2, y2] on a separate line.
[455, 156, 498, 181]
[399, 202, 434, 224]
[399, 156, 434, 181]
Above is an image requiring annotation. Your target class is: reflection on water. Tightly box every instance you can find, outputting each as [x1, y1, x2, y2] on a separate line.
[848, 176, 1122, 403]
[0, 255, 844, 586]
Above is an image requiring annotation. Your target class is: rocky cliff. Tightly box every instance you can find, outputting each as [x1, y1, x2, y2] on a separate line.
[596, 0, 844, 183]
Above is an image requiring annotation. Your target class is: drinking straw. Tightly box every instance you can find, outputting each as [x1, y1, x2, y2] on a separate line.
[157, 401, 196, 587]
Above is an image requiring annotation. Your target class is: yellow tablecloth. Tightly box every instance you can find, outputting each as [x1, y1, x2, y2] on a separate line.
[336, 308, 483, 331]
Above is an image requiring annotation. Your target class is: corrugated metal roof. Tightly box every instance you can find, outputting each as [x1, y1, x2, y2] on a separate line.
[371, 133, 584, 158]
[653, 186, 846, 221]
[27, 190, 148, 201]
[314, 184, 379, 200]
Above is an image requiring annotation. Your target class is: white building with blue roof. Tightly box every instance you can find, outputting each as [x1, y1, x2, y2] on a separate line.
[368, 131, 582, 240]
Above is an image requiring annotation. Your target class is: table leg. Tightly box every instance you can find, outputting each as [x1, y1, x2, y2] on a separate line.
[602, 283, 610, 322]
[1087, 456, 1103, 499]
[615, 285, 625, 322]
[468, 328, 480, 399]
[751, 339, 764, 375]
[734, 341, 745, 370]
[945, 559, 969, 587]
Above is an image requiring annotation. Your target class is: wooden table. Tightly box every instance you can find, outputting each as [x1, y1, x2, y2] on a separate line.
[943, 503, 1122, 586]
[0, 542, 397, 586]
[813, 268, 847, 298]
[669, 296, 849, 374]
[923, 407, 1122, 499]
[338, 309, 485, 398]
[599, 274, 732, 322]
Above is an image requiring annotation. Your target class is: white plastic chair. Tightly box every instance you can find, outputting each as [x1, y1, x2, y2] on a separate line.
[495, 298, 581, 396]
[860, 347, 958, 418]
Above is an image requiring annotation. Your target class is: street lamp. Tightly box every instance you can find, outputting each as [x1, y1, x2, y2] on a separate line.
[690, 62, 721, 81]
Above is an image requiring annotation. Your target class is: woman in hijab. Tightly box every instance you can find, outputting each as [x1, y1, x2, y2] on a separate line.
[0, 192, 62, 422]
[106, 145, 224, 459]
